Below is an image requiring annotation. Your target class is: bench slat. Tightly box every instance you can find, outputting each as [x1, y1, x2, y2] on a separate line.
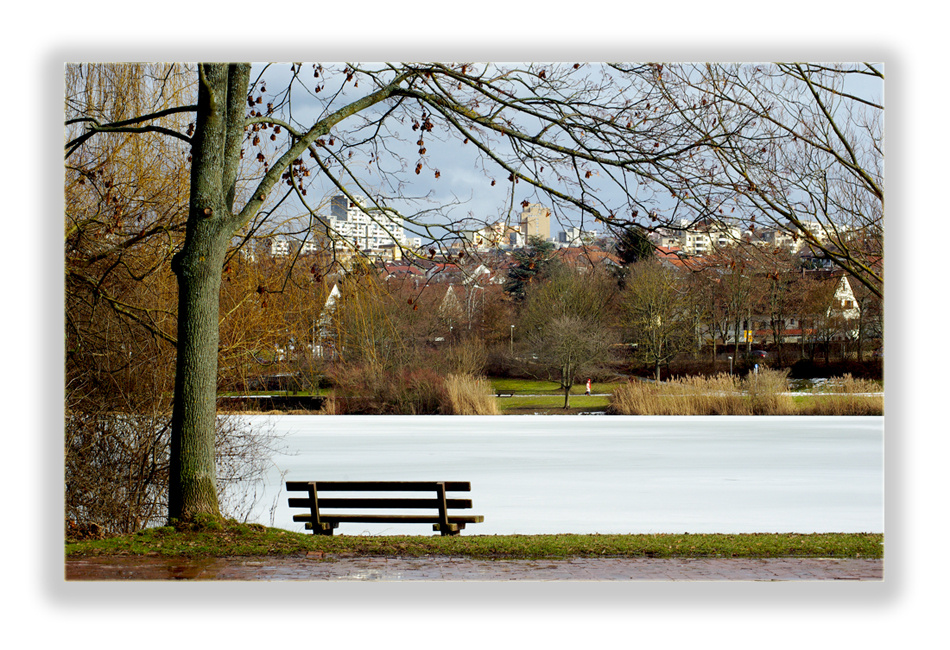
[287, 497, 474, 510]
[286, 480, 471, 492]
[293, 513, 485, 524]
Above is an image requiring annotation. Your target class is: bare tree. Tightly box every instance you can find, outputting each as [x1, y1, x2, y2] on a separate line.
[519, 266, 617, 407]
[528, 315, 615, 408]
[644, 63, 884, 298]
[622, 260, 696, 380]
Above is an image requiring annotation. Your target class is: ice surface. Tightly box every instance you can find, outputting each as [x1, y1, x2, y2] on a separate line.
[231, 415, 884, 536]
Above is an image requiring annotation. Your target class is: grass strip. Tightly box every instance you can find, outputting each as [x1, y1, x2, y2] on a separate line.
[66, 519, 882, 560]
[489, 378, 614, 396]
[500, 395, 611, 411]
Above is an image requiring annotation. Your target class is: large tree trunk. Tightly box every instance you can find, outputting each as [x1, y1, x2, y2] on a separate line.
[168, 63, 250, 522]
[169, 232, 227, 520]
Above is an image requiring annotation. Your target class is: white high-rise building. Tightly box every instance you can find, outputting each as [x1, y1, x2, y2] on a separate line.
[323, 194, 417, 252]
[558, 226, 598, 246]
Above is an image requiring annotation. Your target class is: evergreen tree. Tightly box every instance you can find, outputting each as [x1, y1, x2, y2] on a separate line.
[503, 236, 557, 301]
[615, 226, 654, 265]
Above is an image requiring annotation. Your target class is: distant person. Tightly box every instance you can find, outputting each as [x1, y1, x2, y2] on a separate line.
[585, 378, 592, 395]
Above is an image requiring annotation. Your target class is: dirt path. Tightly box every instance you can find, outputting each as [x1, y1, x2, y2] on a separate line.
[65, 555, 883, 581]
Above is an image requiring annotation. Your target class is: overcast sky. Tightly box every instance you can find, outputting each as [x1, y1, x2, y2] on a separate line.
[248, 62, 885, 246]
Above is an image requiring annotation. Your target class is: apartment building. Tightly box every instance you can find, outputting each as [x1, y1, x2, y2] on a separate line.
[324, 194, 412, 252]
[557, 226, 598, 247]
[265, 194, 422, 260]
[468, 220, 523, 250]
[653, 219, 743, 255]
[756, 226, 802, 251]
[265, 237, 322, 258]
[520, 203, 551, 240]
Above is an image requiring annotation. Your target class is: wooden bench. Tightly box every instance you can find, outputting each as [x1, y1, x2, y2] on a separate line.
[286, 481, 484, 536]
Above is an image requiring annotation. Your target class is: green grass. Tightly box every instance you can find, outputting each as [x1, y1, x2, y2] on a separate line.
[501, 395, 611, 412]
[490, 378, 563, 394]
[491, 378, 614, 412]
[66, 519, 883, 560]
[490, 378, 613, 395]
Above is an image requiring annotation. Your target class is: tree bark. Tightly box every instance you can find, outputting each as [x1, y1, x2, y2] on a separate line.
[168, 63, 250, 522]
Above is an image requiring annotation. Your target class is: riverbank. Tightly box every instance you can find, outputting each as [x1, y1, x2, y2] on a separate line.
[66, 520, 884, 560]
[217, 374, 883, 416]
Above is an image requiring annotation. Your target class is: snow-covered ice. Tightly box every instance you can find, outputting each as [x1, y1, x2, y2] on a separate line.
[232, 415, 884, 536]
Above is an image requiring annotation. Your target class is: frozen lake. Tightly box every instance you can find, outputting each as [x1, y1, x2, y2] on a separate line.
[234, 415, 884, 536]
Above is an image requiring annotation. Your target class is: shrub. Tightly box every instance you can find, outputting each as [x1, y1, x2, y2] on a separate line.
[441, 339, 490, 377]
[65, 413, 281, 537]
[326, 366, 504, 415]
[65, 412, 171, 536]
[328, 364, 446, 414]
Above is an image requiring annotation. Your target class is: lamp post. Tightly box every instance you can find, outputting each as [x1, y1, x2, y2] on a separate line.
[510, 325, 514, 356]
[728, 356, 733, 375]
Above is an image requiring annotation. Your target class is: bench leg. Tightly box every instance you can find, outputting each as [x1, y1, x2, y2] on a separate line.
[434, 523, 461, 536]
[435, 482, 453, 535]
[305, 522, 336, 535]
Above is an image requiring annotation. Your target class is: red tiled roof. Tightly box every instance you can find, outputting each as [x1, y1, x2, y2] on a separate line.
[554, 247, 621, 268]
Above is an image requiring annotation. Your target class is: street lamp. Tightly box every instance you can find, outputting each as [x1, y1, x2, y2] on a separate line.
[728, 356, 733, 375]
[510, 325, 514, 356]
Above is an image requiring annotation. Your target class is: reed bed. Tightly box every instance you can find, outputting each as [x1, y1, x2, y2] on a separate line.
[441, 374, 501, 415]
[814, 374, 882, 394]
[795, 374, 884, 416]
[608, 370, 881, 416]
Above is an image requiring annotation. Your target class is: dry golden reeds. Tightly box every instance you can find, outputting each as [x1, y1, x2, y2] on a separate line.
[606, 369, 881, 416]
[796, 374, 884, 415]
[610, 373, 751, 415]
[440, 374, 501, 415]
